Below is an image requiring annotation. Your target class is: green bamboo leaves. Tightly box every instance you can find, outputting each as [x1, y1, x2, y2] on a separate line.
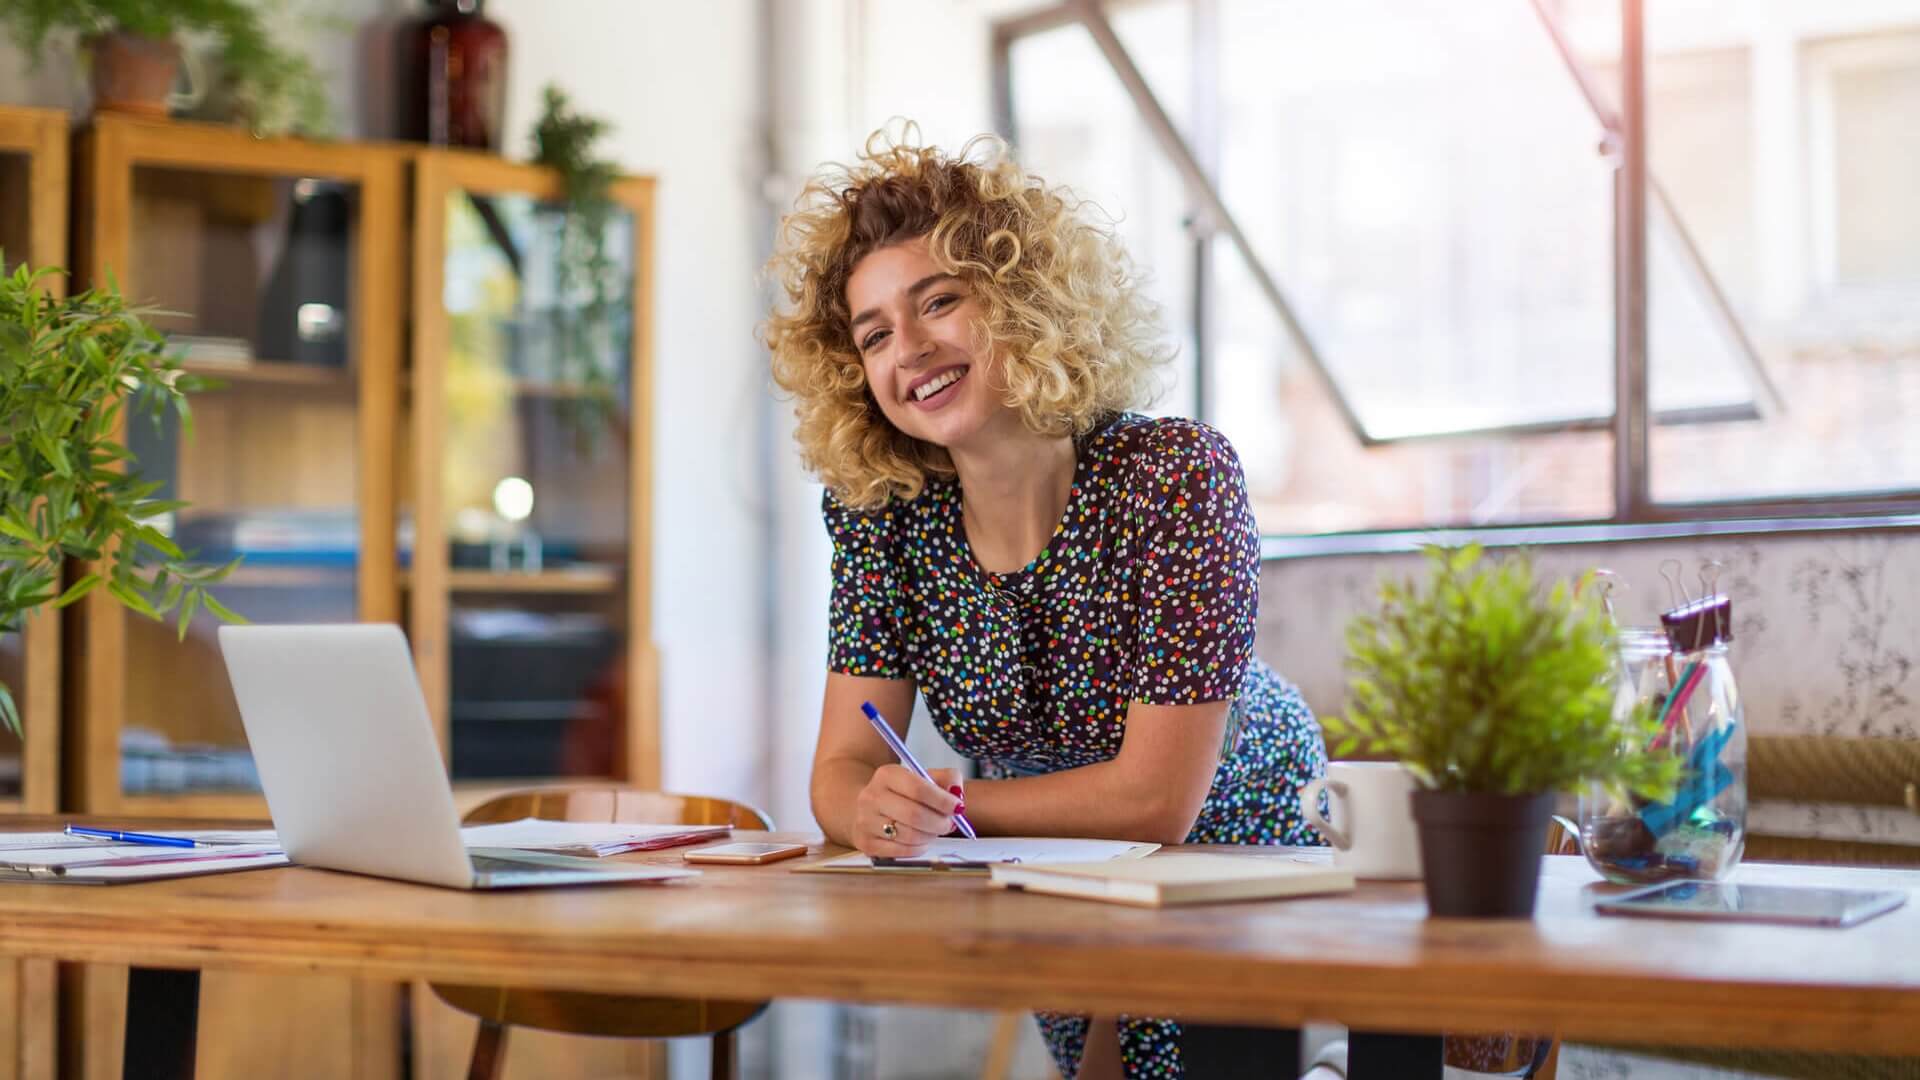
[0, 262, 243, 734]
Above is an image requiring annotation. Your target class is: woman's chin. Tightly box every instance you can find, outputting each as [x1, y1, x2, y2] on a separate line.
[898, 401, 986, 449]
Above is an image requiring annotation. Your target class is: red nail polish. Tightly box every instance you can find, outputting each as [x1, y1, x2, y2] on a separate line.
[954, 802, 966, 815]
[948, 785, 964, 797]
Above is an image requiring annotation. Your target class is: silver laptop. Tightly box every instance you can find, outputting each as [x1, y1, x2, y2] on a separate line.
[219, 623, 697, 891]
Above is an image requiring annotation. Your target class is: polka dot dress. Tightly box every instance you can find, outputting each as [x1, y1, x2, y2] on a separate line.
[824, 414, 1327, 1079]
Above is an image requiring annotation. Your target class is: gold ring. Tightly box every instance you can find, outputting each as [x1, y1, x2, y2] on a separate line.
[881, 820, 898, 841]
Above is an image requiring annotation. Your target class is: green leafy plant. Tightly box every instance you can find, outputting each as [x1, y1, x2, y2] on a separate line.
[0, 0, 332, 136]
[0, 261, 243, 735]
[1325, 544, 1679, 800]
[529, 84, 623, 443]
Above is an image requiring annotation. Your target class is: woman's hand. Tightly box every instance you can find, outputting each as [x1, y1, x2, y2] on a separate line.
[851, 765, 966, 856]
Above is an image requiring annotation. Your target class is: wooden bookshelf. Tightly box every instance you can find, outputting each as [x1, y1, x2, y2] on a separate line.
[68, 114, 405, 818]
[407, 149, 659, 790]
[0, 102, 69, 1080]
[0, 104, 68, 821]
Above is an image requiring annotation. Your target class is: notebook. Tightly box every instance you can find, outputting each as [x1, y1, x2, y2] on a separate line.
[801, 838, 1158, 874]
[0, 831, 287, 885]
[988, 852, 1355, 907]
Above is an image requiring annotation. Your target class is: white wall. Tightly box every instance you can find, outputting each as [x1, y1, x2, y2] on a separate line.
[765, 0, 1050, 834]
[486, 0, 772, 821]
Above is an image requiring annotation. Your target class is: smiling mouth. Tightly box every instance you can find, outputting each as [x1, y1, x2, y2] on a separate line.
[910, 366, 968, 403]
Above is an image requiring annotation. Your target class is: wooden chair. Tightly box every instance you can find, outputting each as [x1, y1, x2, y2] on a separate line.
[430, 787, 775, 1080]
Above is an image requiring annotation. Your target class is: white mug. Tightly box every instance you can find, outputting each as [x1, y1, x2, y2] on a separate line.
[1299, 761, 1423, 880]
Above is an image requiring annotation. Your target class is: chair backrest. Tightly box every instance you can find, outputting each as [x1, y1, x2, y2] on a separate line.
[461, 787, 775, 831]
[433, 786, 774, 1039]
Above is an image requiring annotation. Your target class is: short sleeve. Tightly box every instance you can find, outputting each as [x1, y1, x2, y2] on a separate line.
[1128, 424, 1260, 705]
[822, 490, 908, 679]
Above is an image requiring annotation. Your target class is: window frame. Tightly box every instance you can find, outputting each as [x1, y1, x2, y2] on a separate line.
[991, 0, 1920, 541]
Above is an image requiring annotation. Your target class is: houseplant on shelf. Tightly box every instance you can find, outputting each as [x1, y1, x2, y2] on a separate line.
[1324, 544, 1678, 917]
[529, 84, 623, 446]
[0, 0, 331, 136]
[0, 261, 242, 736]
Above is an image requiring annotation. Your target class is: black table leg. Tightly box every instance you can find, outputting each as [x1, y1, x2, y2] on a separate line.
[1179, 1023, 1300, 1078]
[124, 966, 200, 1080]
[1349, 1029, 1444, 1080]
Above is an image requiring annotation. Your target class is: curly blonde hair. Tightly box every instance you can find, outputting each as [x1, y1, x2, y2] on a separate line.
[764, 127, 1171, 509]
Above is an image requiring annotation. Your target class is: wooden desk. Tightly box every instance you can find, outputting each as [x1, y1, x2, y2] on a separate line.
[1, 837, 1916, 1077]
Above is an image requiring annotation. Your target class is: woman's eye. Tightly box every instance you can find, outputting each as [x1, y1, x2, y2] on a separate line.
[860, 328, 889, 352]
[926, 294, 956, 314]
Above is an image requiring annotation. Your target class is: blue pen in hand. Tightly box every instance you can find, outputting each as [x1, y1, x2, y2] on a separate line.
[860, 701, 978, 840]
[65, 825, 200, 849]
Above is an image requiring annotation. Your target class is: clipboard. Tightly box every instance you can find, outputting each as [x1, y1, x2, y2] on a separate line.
[796, 838, 1160, 875]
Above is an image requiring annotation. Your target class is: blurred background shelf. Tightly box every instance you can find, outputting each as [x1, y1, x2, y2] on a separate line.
[179, 357, 358, 391]
[403, 567, 621, 594]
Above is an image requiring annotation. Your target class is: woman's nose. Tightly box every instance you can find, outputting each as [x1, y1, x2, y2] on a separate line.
[892, 315, 933, 360]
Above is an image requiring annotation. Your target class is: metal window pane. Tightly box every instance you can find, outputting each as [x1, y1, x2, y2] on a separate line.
[1206, 0, 1617, 528]
[1212, 224, 1617, 532]
[1643, 11, 1920, 503]
[1217, 0, 1617, 443]
[1008, 5, 1199, 417]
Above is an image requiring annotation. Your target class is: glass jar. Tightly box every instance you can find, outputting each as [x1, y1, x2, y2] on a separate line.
[1578, 622, 1747, 884]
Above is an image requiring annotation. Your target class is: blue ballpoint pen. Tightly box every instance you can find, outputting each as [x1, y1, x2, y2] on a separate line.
[860, 701, 978, 839]
[65, 825, 200, 849]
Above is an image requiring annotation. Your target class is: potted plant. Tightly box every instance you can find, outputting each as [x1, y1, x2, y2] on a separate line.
[0, 261, 241, 735]
[1324, 545, 1678, 917]
[0, 0, 331, 136]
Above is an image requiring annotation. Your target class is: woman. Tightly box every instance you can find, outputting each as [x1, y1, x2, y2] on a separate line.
[765, 129, 1327, 1079]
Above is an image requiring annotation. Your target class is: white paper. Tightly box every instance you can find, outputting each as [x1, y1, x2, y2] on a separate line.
[167, 829, 281, 845]
[458, 818, 730, 855]
[0, 833, 111, 852]
[818, 837, 1155, 870]
[42, 851, 290, 881]
[0, 835, 286, 884]
[0, 830, 281, 855]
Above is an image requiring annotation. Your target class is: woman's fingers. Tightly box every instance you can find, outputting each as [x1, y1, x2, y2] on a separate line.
[852, 765, 960, 855]
[927, 767, 966, 816]
[851, 801, 942, 856]
[869, 784, 954, 838]
[878, 764, 961, 815]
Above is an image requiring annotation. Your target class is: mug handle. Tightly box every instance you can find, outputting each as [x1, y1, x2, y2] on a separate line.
[169, 44, 206, 113]
[1300, 777, 1351, 850]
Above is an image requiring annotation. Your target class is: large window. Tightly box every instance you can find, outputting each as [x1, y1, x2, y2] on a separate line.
[997, 0, 1920, 535]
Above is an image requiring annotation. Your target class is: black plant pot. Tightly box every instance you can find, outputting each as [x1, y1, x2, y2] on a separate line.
[1410, 789, 1555, 917]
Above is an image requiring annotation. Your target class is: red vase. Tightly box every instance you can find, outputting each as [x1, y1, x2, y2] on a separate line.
[399, 0, 509, 150]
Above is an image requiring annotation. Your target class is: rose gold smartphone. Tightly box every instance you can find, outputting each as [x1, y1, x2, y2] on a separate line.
[683, 841, 810, 865]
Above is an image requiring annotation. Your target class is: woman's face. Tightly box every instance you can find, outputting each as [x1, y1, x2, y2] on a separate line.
[845, 235, 1013, 453]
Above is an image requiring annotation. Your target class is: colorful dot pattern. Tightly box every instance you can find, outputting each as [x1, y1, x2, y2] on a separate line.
[824, 414, 1328, 1079]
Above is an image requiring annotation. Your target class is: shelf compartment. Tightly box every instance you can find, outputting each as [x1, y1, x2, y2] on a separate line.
[402, 567, 620, 594]
[180, 358, 357, 392]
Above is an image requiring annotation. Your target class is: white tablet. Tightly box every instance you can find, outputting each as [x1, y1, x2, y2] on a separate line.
[1595, 879, 1908, 928]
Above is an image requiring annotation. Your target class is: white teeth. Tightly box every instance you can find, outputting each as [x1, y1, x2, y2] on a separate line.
[913, 368, 965, 402]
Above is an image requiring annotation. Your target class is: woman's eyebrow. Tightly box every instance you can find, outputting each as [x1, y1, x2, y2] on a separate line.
[850, 273, 962, 331]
